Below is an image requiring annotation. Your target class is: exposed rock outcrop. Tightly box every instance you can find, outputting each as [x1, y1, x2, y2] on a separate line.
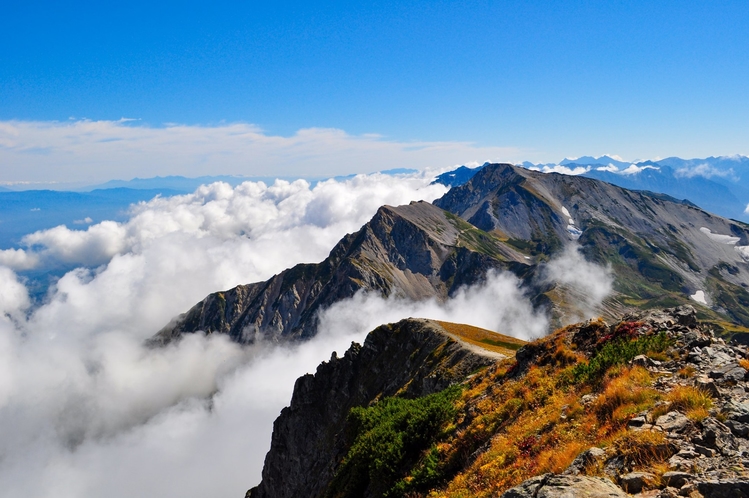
[499, 474, 628, 498]
[247, 318, 502, 498]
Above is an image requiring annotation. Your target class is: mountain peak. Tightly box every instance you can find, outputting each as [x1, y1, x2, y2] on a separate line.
[560, 155, 632, 168]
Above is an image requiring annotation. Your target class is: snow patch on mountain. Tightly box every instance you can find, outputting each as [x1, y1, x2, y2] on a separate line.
[700, 227, 740, 245]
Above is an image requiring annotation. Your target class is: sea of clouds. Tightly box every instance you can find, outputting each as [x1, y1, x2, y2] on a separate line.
[0, 171, 611, 497]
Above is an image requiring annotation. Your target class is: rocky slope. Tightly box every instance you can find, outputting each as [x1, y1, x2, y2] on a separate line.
[246, 319, 508, 498]
[435, 163, 749, 326]
[152, 200, 531, 345]
[154, 163, 749, 347]
[249, 306, 749, 498]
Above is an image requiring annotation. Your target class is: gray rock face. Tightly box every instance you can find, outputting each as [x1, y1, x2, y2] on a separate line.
[436, 164, 749, 327]
[697, 479, 749, 497]
[247, 318, 499, 498]
[152, 201, 524, 345]
[619, 471, 656, 493]
[500, 474, 628, 498]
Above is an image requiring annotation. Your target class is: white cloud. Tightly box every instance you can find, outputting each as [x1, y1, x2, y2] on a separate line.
[0, 175, 448, 274]
[0, 173, 612, 497]
[527, 164, 591, 175]
[618, 164, 657, 175]
[595, 164, 620, 173]
[675, 162, 736, 180]
[0, 172, 449, 497]
[542, 245, 613, 324]
[593, 164, 659, 176]
[0, 249, 38, 271]
[0, 120, 525, 185]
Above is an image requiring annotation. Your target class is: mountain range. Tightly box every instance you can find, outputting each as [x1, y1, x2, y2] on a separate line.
[156, 162, 749, 347]
[434, 155, 749, 223]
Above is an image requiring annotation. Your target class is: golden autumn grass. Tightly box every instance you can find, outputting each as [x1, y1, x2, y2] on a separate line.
[436, 321, 527, 357]
[331, 319, 702, 497]
[416, 325, 686, 498]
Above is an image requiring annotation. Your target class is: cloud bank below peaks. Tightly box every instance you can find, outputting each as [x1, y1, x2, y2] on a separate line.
[0, 169, 613, 497]
[0, 252, 610, 498]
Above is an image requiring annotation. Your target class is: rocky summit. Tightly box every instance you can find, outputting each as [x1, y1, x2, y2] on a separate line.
[249, 306, 749, 497]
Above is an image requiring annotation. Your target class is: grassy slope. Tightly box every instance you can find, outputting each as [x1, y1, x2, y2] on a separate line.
[436, 321, 526, 357]
[326, 318, 720, 498]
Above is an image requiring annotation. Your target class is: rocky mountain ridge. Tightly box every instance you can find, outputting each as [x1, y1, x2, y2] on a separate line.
[154, 163, 749, 348]
[247, 319, 506, 498]
[249, 306, 749, 498]
[152, 200, 528, 345]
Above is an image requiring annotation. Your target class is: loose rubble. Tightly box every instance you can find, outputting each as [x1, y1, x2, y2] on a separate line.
[504, 306, 749, 497]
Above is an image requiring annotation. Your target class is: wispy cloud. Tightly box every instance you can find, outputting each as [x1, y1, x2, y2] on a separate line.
[674, 162, 736, 180]
[0, 120, 524, 184]
[527, 164, 590, 175]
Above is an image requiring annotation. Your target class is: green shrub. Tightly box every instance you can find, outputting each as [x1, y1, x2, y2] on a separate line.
[570, 332, 672, 385]
[326, 385, 461, 498]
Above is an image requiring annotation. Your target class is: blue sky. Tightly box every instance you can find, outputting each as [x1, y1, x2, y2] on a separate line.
[1, 1, 748, 182]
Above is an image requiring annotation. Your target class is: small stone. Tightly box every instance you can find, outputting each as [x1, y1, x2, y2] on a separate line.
[581, 394, 597, 405]
[500, 474, 629, 498]
[620, 472, 656, 493]
[678, 483, 703, 498]
[694, 444, 716, 457]
[728, 400, 749, 423]
[685, 331, 711, 348]
[676, 449, 700, 459]
[657, 487, 681, 498]
[633, 355, 654, 368]
[631, 423, 655, 432]
[663, 471, 693, 488]
[694, 377, 720, 397]
[668, 455, 692, 471]
[725, 420, 749, 437]
[693, 418, 733, 451]
[720, 364, 747, 383]
[657, 411, 691, 433]
[629, 416, 648, 428]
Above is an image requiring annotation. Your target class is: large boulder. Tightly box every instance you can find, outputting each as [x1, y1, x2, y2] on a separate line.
[500, 474, 627, 498]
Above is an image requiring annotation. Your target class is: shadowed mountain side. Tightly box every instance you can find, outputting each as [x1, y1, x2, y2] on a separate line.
[151, 202, 532, 345]
[247, 318, 509, 498]
[436, 164, 749, 325]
